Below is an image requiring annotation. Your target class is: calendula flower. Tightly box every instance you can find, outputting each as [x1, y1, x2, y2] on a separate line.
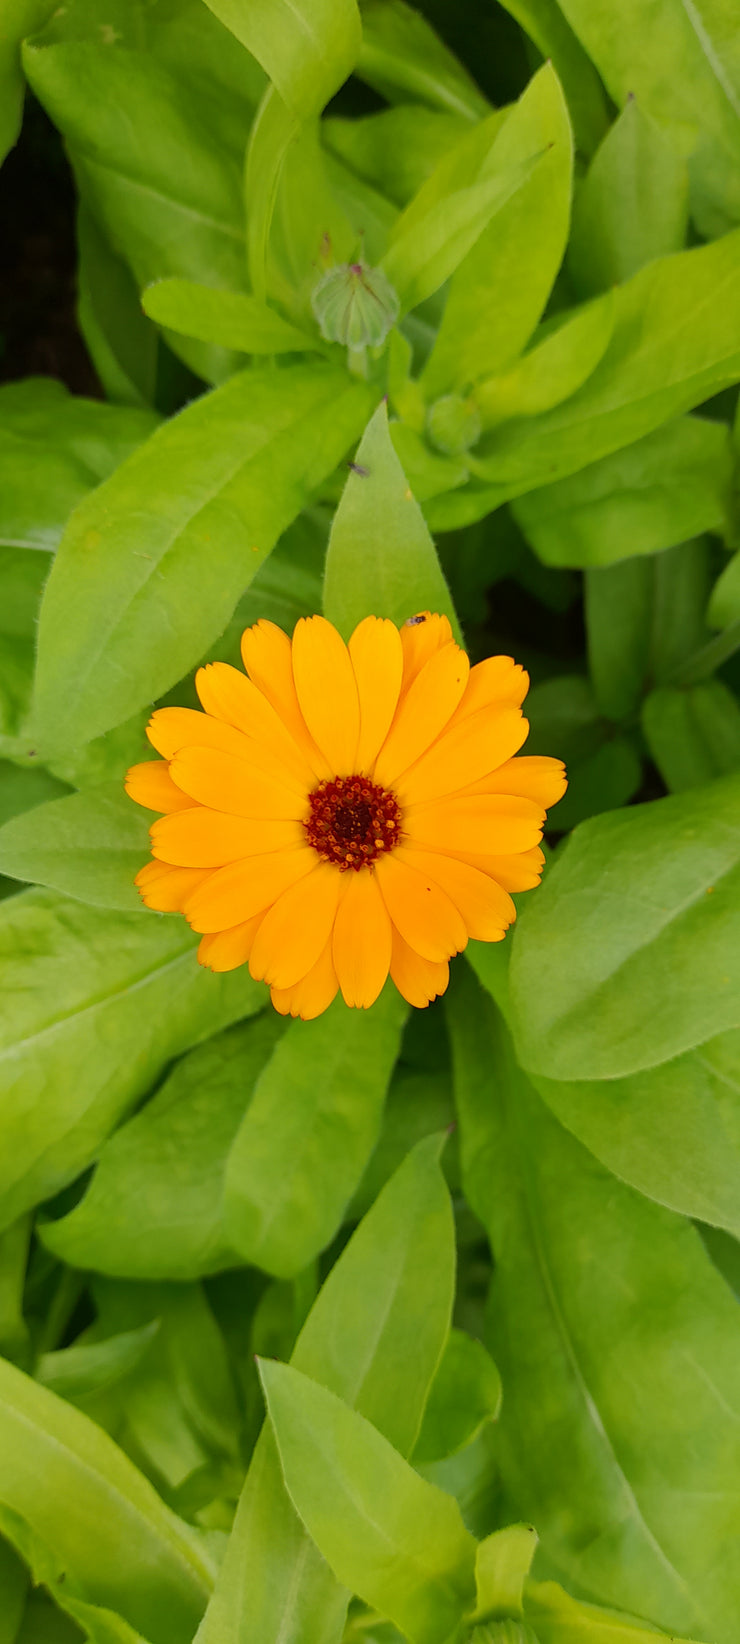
[126, 613, 566, 1019]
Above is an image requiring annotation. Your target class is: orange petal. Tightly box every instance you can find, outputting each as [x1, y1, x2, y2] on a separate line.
[404, 793, 545, 856]
[249, 862, 341, 989]
[375, 849, 467, 962]
[403, 848, 515, 941]
[449, 654, 529, 723]
[390, 926, 449, 1008]
[125, 760, 192, 814]
[400, 613, 454, 694]
[292, 615, 361, 775]
[374, 643, 469, 787]
[395, 706, 528, 806]
[349, 617, 403, 773]
[270, 936, 339, 1020]
[168, 746, 307, 820]
[150, 808, 303, 868]
[198, 914, 264, 972]
[461, 845, 545, 891]
[460, 754, 567, 808]
[135, 860, 211, 912]
[183, 845, 315, 932]
[195, 661, 314, 788]
[332, 869, 393, 1009]
[241, 619, 330, 779]
[146, 706, 255, 762]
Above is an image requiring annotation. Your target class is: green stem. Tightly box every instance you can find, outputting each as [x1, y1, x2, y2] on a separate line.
[663, 619, 740, 686]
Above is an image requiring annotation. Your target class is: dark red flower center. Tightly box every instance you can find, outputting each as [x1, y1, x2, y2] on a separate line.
[304, 775, 402, 871]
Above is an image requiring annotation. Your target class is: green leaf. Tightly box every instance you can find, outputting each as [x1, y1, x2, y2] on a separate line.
[36, 1323, 160, 1404]
[495, 0, 609, 156]
[223, 985, 407, 1276]
[348, 1061, 454, 1221]
[0, 1218, 31, 1364]
[200, 0, 361, 117]
[447, 970, 740, 1641]
[43, 1595, 152, 1644]
[196, 1134, 456, 1644]
[475, 1525, 537, 1622]
[77, 207, 159, 410]
[259, 1358, 477, 1644]
[0, 1358, 214, 1642]
[473, 292, 615, 431]
[467, 230, 740, 504]
[422, 63, 573, 397]
[0, 887, 263, 1232]
[32, 363, 373, 751]
[512, 415, 731, 568]
[412, 1329, 502, 1465]
[557, 0, 740, 237]
[643, 682, 740, 792]
[584, 545, 712, 724]
[525, 1579, 709, 1642]
[0, 1533, 27, 1643]
[0, 784, 151, 912]
[509, 773, 740, 1079]
[142, 279, 321, 354]
[323, 401, 458, 639]
[568, 97, 689, 298]
[0, 379, 158, 552]
[524, 675, 641, 830]
[42, 1016, 284, 1281]
[357, 0, 489, 121]
[323, 106, 470, 209]
[0, 0, 54, 165]
[16, 1591, 83, 1644]
[708, 550, 740, 629]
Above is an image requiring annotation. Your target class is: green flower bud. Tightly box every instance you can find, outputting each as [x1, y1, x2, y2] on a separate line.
[426, 393, 482, 457]
[311, 261, 400, 350]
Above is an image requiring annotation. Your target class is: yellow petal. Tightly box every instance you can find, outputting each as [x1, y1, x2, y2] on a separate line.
[168, 746, 307, 820]
[390, 927, 449, 1008]
[184, 845, 314, 932]
[292, 615, 360, 774]
[249, 862, 341, 989]
[271, 937, 339, 1020]
[198, 914, 264, 972]
[374, 643, 469, 787]
[146, 706, 254, 762]
[150, 808, 303, 867]
[241, 619, 329, 778]
[404, 793, 545, 855]
[459, 754, 567, 808]
[460, 845, 545, 890]
[135, 860, 211, 912]
[449, 654, 529, 722]
[332, 869, 393, 1008]
[349, 616, 403, 772]
[399, 612, 453, 694]
[125, 760, 192, 814]
[395, 706, 528, 806]
[403, 848, 515, 941]
[195, 661, 314, 787]
[375, 849, 467, 962]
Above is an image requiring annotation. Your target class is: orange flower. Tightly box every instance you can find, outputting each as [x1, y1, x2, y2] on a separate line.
[126, 613, 566, 1019]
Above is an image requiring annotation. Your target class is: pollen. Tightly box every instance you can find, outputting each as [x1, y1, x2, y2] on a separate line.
[304, 774, 402, 870]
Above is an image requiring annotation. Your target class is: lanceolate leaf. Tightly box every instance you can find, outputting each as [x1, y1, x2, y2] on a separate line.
[0, 784, 151, 912]
[32, 363, 373, 750]
[142, 279, 322, 354]
[200, 0, 361, 118]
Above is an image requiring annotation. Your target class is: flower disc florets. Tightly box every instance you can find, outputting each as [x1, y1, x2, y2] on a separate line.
[305, 774, 402, 869]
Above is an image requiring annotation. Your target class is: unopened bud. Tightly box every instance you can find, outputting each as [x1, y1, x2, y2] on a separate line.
[426, 393, 481, 457]
[311, 261, 400, 350]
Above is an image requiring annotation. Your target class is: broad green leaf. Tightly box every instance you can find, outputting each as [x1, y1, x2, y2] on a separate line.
[0, 887, 263, 1232]
[44, 1596, 152, 1644]
[142, 279, 320, 354]
[259, 1358, 477, 1644]
[223, 985, 407, 1276]
[196, 1134, 456, 1644]
[585, 541, 713, 722]
[0, 379, 158, 552]
[708, 550, 740, 628]
[42, 1016, 286, 1280]
[557, 0, 740, 236]
[524, 675, 641, 830]
[512, 415, 731, 568]
[0, 1219, 30, 1364]
[474, 1526, 537, 1623]
[525, 1580, 709, 1642]
[323, 106, 470, 209]
[348, 1062, 454, 1221]
[422, 64, 573, 396]
[0, 0, 54, 165]
[357, 0, 489, 121]
[260, 110, 357, 322]
[474, 293, 615, 431]
[495, 0, 609, 156]
[36, 1323, 160, 1404]
[643, 682, 740, 792]
[0, 784, 151, 912]
[509, 774, 740, 1079]
[412, 1329, 502, 1465]
[200, 0, 360, 117]
[32, 363, 373, 750]
[0, 1534, 27, 1643]
[448, 970, 740, 1641]
[467, 230, 740, 504]
[17, 1591, 83, 1644]
[77, 207, 159, 410]
[0, 1358, 214, 1642]
[323, 401, 458, 639]
[568, 97, 689, 298]
[0, 764, 68, 831]
[245, 85, 300, 306]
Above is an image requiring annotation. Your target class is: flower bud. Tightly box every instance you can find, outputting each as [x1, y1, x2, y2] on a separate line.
[311, 261, 400, 350]
[426, 393, 481, 457]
